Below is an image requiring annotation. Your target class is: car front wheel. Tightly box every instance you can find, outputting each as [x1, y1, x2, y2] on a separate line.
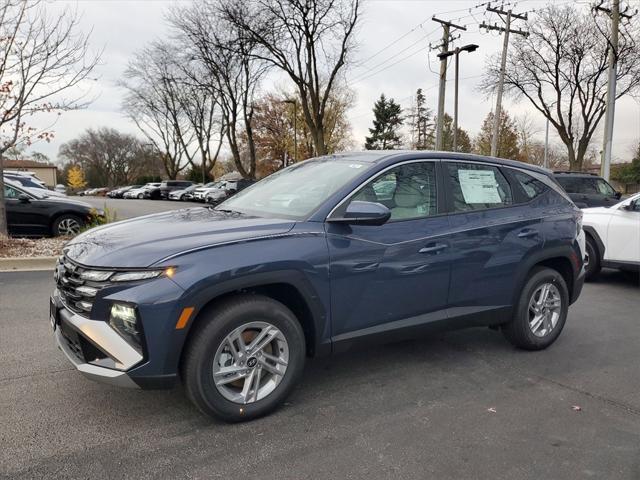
[502, 267, 569, 350]
[182, 295, 306, 422]
[52, 214, 83, 236]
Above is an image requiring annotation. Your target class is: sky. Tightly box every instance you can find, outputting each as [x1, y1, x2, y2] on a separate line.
[27, 0, 640, 165]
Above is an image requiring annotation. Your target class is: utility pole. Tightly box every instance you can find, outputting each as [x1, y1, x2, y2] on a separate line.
[282, 99, 298, 166]
[595, 1, 635, 180]
[431, 16, 466, 150]
[544, 117, 550, 169]
[480, 5, 529, 157]
[438, 44, 479, 152]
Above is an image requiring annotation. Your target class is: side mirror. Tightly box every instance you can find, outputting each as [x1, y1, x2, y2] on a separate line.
[18, 193, 30, 203]
[623, 199, 639, 212]
[615, 191, 622, 200]
[328, 201, 391, 226]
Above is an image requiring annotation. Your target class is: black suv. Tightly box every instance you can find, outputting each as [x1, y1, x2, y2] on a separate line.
[148, 180, 194, 200]
[553, 171, 621, 208]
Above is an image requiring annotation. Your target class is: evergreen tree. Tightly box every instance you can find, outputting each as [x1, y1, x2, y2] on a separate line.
[365, 94, 404, 150]
[475, 110, 520, 159]
[407, 88, 433, 150]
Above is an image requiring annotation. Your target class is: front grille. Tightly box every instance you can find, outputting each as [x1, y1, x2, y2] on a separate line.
[55, 256, 112, 315]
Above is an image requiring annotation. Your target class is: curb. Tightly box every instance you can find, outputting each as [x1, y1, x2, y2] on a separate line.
[0, 256, 57, 272]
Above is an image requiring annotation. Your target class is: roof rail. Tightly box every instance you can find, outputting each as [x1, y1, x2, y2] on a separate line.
[552, 170, 599, 176]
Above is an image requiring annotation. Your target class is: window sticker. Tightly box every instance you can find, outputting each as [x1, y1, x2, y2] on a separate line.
[458, 169, 502, 204]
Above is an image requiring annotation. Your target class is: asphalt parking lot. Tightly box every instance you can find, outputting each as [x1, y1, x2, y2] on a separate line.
[1, 268, 638, 479]
[80, 196, 203, 220]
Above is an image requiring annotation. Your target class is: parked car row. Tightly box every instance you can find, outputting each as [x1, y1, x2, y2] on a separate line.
[82, 178, 256, 205]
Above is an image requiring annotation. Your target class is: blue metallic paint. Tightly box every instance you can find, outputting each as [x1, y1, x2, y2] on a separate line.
[59, 152, 585, 388]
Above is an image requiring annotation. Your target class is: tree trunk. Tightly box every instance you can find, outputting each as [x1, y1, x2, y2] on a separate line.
[566, 142, 578, 171]
[244, 115, 257, 179]
[0, 155, 7, 238]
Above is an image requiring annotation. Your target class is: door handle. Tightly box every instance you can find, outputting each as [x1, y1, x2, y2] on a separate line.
[419, 243, 448, 254]
[518, 229, 538, 239]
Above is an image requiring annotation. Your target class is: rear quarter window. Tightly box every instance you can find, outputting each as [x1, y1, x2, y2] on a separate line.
[512, 170, 548, 201]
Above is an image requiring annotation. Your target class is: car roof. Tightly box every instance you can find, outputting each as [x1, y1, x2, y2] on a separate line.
[319, 150, 552, 176]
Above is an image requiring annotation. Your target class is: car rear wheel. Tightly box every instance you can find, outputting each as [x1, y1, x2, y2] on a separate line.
[584, 236, 601, 281]
[182, 295, 305, 422]
[502, 267, 569, 350]
[52, 214, 83, 236]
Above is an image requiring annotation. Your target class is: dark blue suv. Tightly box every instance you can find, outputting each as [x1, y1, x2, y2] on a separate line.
[50, 152, 585, 422]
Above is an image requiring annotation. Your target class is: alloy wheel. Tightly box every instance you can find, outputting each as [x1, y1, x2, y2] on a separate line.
[57, 218, 81, 235]
[212, 321, 289, 404]
[528, 283, 562, 337]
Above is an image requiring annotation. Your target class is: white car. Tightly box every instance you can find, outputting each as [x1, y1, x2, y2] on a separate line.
[124, 183, 160, 199]
[192, 181, 225, 201]
[582, 192, 640, 279]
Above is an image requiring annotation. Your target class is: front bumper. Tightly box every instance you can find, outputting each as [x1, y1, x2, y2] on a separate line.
[51, 290, 142, 388]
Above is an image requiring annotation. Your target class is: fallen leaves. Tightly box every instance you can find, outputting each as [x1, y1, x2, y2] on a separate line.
[0, 236, 68, 258]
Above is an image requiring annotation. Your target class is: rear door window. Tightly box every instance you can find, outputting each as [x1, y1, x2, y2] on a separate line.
[445, 162, 513, 212]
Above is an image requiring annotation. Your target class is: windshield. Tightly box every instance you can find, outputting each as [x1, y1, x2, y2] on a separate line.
[218, 158, 371, 220]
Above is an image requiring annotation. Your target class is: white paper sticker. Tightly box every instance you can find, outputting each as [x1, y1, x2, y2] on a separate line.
[458, 169, 502, 204]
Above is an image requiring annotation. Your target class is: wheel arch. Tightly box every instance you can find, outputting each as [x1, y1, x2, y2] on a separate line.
[513, 247, 581, 306]
[583, 225, 605, 260]
[180, 271, 329, 362]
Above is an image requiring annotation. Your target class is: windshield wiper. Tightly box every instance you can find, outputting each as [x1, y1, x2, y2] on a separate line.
[212, 207, 242, 215]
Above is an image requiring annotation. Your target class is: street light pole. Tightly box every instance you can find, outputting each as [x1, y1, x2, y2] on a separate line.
[438, 44, 478, 152]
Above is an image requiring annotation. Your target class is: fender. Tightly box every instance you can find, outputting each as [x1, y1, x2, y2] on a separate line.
[166, 269, 330, 371]
[511, 245, 582, 306]
[583, 225, 606, 260]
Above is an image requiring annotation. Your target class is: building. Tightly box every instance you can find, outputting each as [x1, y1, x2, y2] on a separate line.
[3, 159, 58, 187]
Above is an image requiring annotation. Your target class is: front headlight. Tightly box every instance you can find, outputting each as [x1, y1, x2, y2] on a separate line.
[110, 270, 163, 282]
[81, 270, 113, 281]
[109, 303, 142, 353]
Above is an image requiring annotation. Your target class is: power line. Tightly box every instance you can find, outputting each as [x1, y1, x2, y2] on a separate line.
[480, 3, 529, 157]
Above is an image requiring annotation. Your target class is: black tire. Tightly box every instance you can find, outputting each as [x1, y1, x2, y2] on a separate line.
[585, 235, 602, 281]
[502, 267, 569, 350]
[181, 295, 306, 422]
[52, 214, 84, 236]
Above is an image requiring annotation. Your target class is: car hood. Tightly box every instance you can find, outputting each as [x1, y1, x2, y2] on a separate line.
[64, 207, 295, 268]
[582, 206, 611, 215]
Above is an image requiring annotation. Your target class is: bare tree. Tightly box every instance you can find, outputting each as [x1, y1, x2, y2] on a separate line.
[0, 0, 99, 236]
[170, 2, 266, 179]
[221, 0, 361, 157]
[58, 128, 160, 187]
[481, 5, 640, 170]
[121, 42, 194, 179]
